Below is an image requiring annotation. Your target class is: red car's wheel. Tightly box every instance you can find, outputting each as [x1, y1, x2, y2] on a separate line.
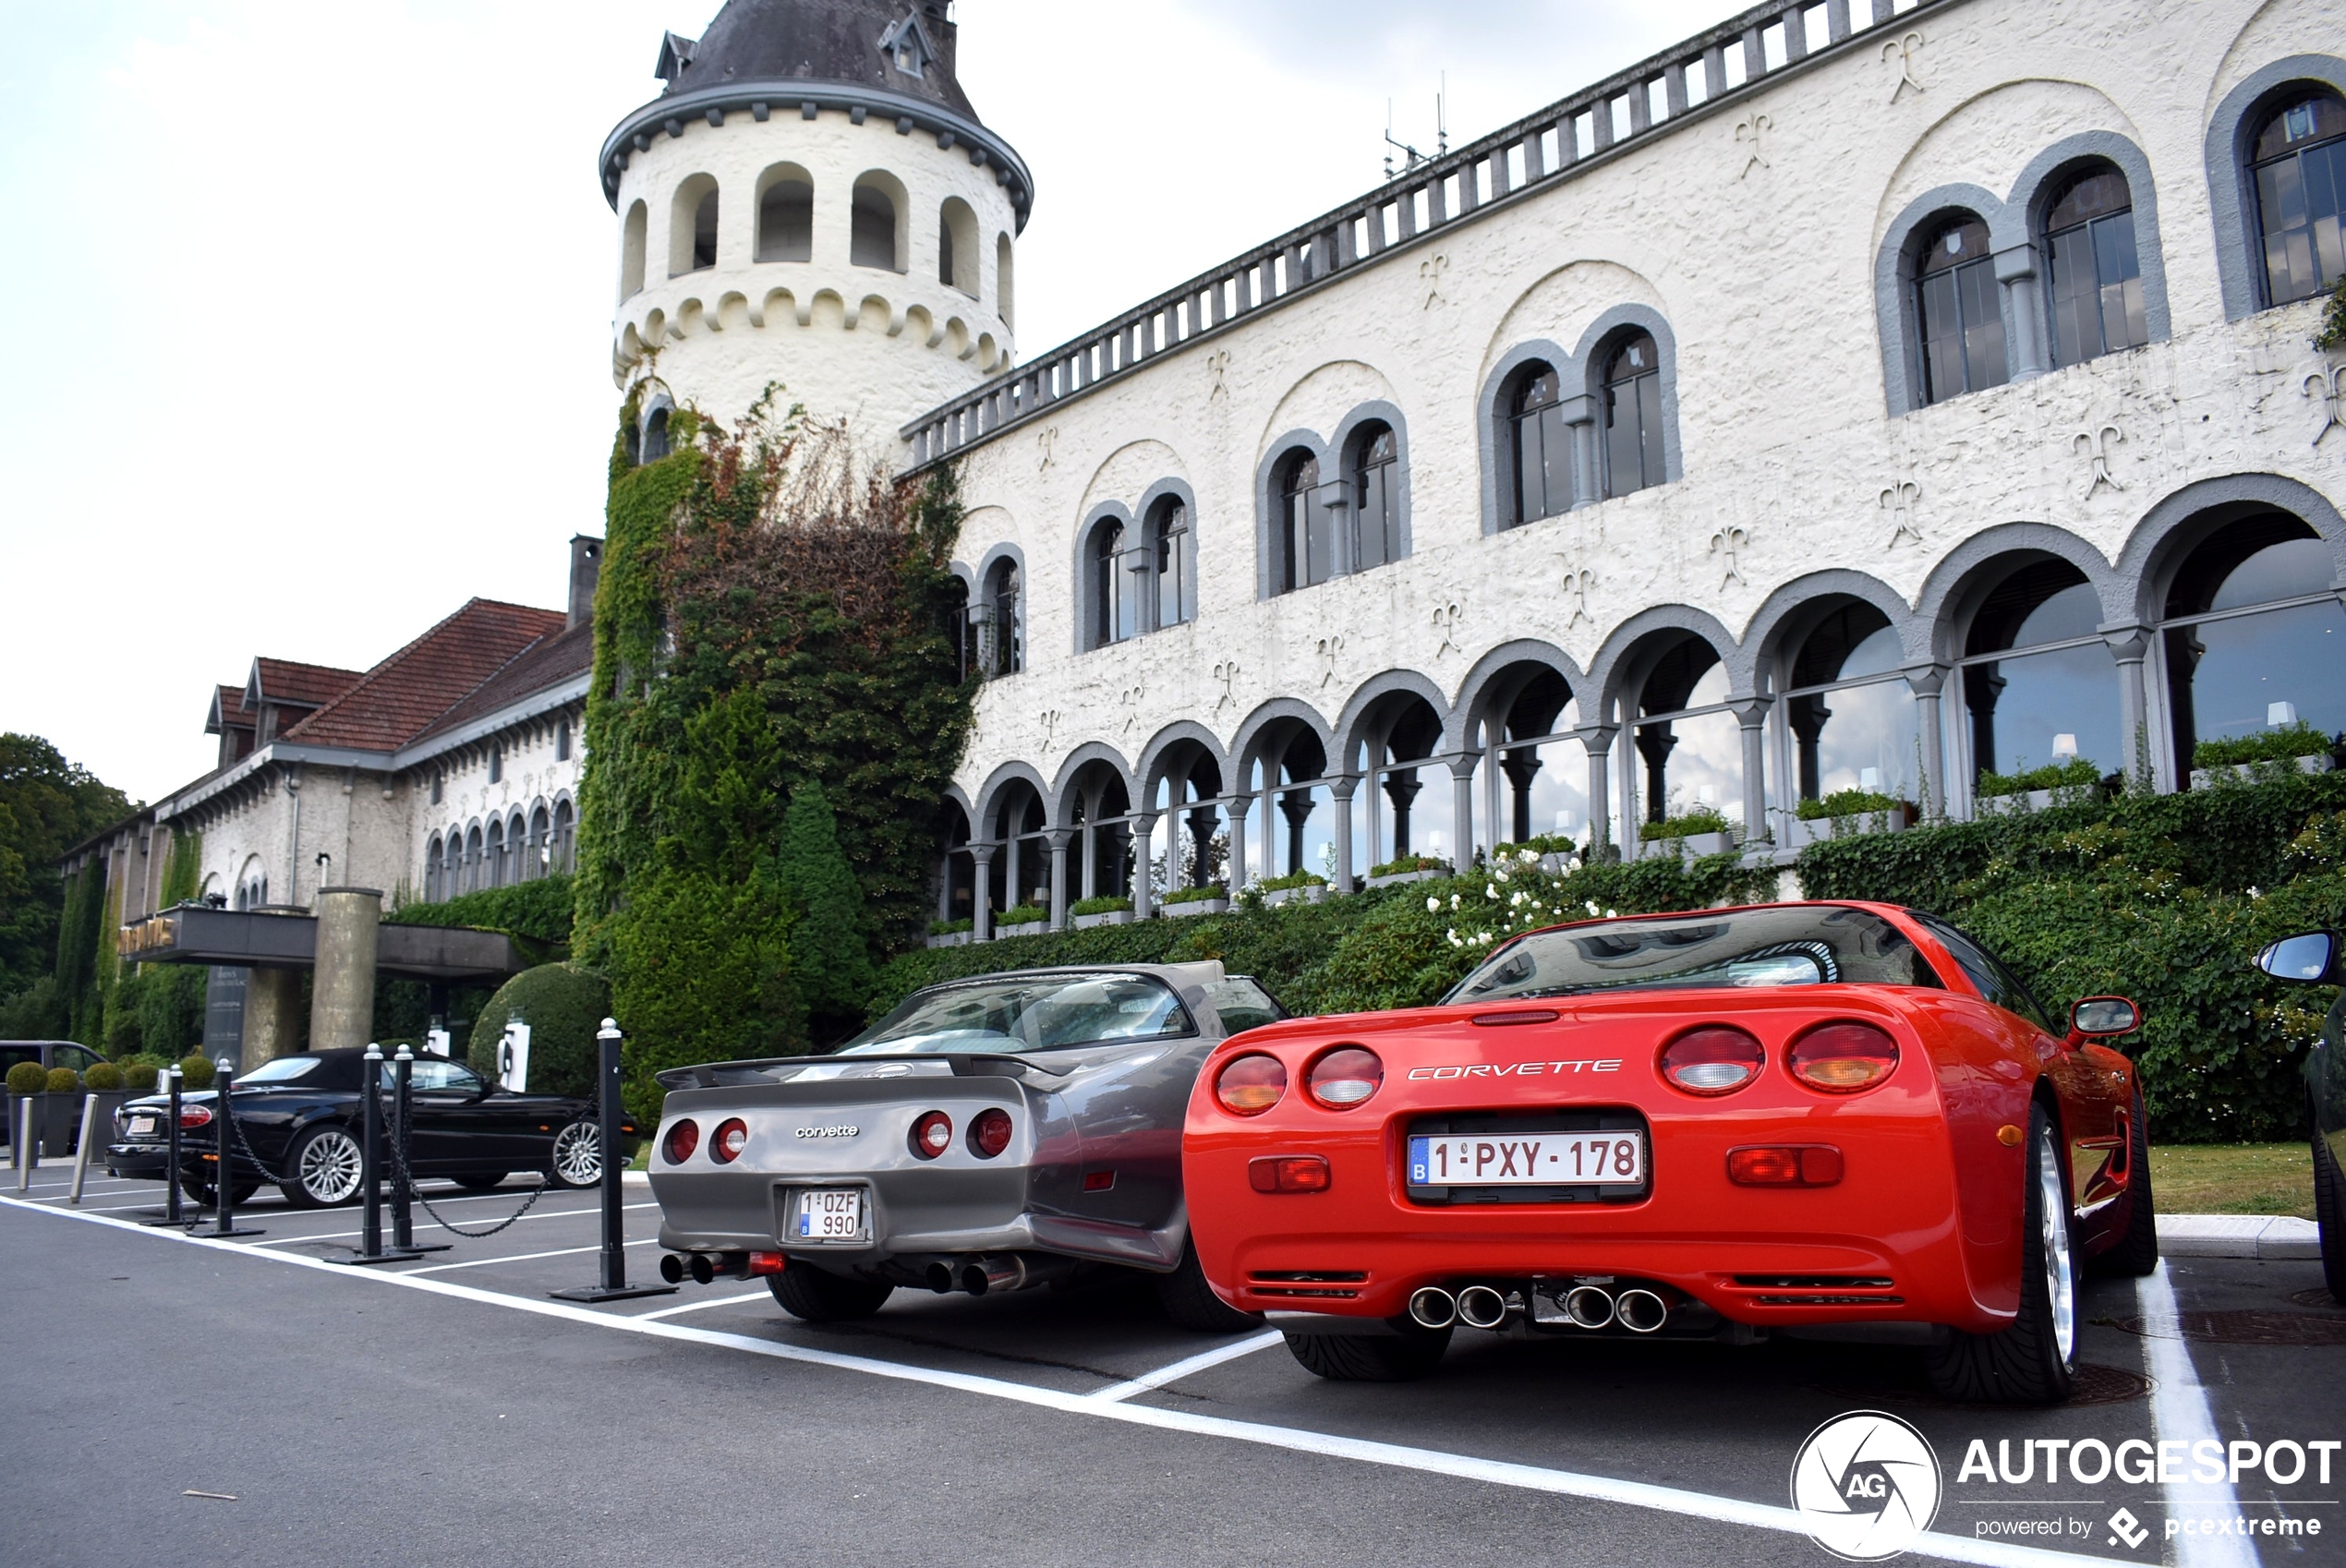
[2095, 1090, 2159, 1278]
[1925, 1103, 2077, 1405]
[1283, 1321, 1451, 1382]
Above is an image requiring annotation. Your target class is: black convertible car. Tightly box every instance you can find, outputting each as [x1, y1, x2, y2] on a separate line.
[106, 1049, 635, 1209]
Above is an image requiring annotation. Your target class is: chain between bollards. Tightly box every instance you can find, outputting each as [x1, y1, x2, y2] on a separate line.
[550, 1018, 671, 1303]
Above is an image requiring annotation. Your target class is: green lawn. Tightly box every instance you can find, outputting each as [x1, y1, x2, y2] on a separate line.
[2151, 1143, 2315, 1219]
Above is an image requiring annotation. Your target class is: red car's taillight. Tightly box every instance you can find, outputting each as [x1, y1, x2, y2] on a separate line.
[1306, 1046, 1383, 1108]
[662, 1119, 699, 1164]
[1215, 1054, 1288, 1116]
[710, 1117, 748, 1164]
[969, 1108, 1013, 1159]
[910, 1110, 953, 1159]
[1727, 1145, 1845, 1186]
[1787, 1022, 1900, 1093]
[179, 1105, 213, 1128]
[1659, 1027, 1765, 1095]
[1248, 1155, 1331, 1193]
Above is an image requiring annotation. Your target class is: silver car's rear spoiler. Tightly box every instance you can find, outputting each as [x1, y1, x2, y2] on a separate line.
[654, 1051, 1074, 1092]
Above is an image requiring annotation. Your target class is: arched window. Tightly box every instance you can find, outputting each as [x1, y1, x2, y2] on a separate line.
[756, 173, 813, 262]
[1601, 334, 1664, 497]
[2044, 166, 2146, 365]
[1350, 424, 1401, 570]
[1148, 496, 1195, 628]
[488, 743, 503, 784]
[1958, 560, 2114, 791]
[526, 806, 551, 880]
[938, 198, 978, 296]
[554, 719, 571, 762]
[1915, 216, 2006, 404]
[981, 559, 1022, 675]
[429, 770, 444, 805]
[2161, 515, 2346, 781]
[620, 200, 647, 299]
[1509, 364, 1569, 526]
[424, 834, 444, 903]
[1088, 516, 1139, 648]
[2252, 91, 2346, 307]
[464, 826, 485, 894]
[484, 818, 506, 888]
[551, 800, 576, 874]
[852, 179, 901, 271]
[443, 832, 463, 897]
[1276, 451, 1331, 593]
[671, 176, 719, 275]
[997, 234, 1015, 327]
[643, 406, 671, 462]
[1777, 601, 1917, 812]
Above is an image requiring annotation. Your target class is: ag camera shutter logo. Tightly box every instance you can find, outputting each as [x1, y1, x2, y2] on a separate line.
[1791, 1410, 1943, 1561]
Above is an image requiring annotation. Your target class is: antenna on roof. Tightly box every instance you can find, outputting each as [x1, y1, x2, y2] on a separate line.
[1382, 78, 1448, 181]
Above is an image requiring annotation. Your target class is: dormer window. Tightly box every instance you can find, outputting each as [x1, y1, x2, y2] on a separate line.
[878, 14, 934, 79]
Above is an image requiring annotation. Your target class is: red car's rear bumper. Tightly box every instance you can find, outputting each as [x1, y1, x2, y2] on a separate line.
[1183, 994, 2028, 1336]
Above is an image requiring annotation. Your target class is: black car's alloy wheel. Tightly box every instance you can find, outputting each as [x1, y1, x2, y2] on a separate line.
[280, 1124, 366, 1209]
[1284, 1319, 1453, 1382]
[768, 1265, 894, 1322]
[1924, 1103, 2077, 1405]
[548, 1122, 601, 1188]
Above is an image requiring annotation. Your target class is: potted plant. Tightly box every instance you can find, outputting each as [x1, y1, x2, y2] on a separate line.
[1784, 789, 1914, 849]
[1365, 855, 1448, 888]
[995, 903, 1051, 937]
[1975, 757, 2103, 814]
[2190, 723, 2339, 790]
[1251, 869, 1328, 908]
[925, 917, 973, 949]
[1161, 884, 1228, 917]
[6, 1059, 47, 1156]
[41, 1065, 84, 1153]
[1636, 808, 1735, 861]
[1071, 895, 1133, 929]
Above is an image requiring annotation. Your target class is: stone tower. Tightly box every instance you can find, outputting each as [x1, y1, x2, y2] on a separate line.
[599, 0, 1031, 457]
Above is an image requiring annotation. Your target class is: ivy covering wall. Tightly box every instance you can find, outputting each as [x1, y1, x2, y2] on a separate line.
[572, 392, 973, 1117]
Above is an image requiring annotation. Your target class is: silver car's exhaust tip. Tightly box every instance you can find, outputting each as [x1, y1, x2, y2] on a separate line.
[960, 1256, 1029, 1297]
[1614, 1288, 1669, 1333]
[1456, 1285, 1510, 1330]
[1408, 1286, 1457, 1329]
[1564, 1285, 1615, 1329]
[925, 1262, 956, 1294]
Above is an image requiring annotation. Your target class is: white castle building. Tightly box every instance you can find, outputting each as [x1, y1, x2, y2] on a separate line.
[69, 0, 2346, 970]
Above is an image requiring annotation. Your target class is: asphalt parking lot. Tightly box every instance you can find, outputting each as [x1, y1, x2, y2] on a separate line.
[6, 1169, 2343, 1568]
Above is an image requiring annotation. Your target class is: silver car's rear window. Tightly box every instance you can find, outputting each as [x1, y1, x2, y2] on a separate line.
[841, 973, 1197, 1055]
[1445, 906, 1942, 1004]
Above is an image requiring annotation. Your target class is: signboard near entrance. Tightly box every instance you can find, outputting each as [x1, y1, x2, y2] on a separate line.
[497, 1019, 532, 1092]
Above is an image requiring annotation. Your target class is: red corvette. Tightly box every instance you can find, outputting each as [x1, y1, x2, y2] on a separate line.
[1182, 901, 2154, 1404]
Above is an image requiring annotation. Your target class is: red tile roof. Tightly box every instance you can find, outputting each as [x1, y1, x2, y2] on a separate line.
[207, 684, 254, 734]
[248, 657, 364, 711]
[410, 621, 595, 743]
[280, 599, 568, 752]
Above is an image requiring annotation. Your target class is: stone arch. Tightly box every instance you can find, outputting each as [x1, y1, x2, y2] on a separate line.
[1052, 742, 1135, 820]
[1475, 337, 1575, 536]
[1873, 182, 2014, 417]
[1914, 521, 2122, 662]
[1586, 604, 1745, 723]
[1334, 669, 1451, 776]
[669, 172, 720, 276]
[973, 759, 1053, 838]
[1231, 698, 1336, 784]
[1448, 639, 1589, 754]
[754, 161, 815, 262]
[850, 168, 909, 273]
[1740, 570, 1925, 691]
[1329, 399, 1414, 569]
[1073, 501, 1132, 656]
[1253, 428, 1332, 602]
[1135, 720, 1230, 805]
[620, 199, 647, 300]
[938, 195, 980, 296]
[2115, 472, 2346, 625]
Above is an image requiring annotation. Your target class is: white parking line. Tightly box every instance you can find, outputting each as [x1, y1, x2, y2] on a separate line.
[1087, 1331, 1285, 1403]
[636, 1289, 774, 1321]
[247, 1201, 654, 1247]
[398, 1238, 656, 1275]
[2136, 1262, 2258, 1568]
[0, 1195, 2131, 1568]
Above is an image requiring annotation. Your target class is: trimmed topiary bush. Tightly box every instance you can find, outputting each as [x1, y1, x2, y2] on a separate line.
[120, 1062, 158, 1094]
[466, 963, 613, 1100]
[177, 1055, 214, 1090]
[6, 1060, 48, 1096]
[42, 1066, 79, 1093]
[84, 1062, 122, 1092]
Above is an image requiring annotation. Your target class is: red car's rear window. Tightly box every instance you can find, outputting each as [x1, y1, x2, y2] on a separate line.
[1447, 905, 1942, 1005]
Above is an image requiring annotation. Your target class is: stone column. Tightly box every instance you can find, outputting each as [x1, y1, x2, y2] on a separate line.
[1227, 792, 1254, 892]
[1277, 790, 1314, 876]
[308, 887, 381, 1055]
[1499, 748, 1542, 845]
[970, 844, 996, 941]
[2102, 624, 2153, 792]
[1328, 777, 1360, 893]
[1561, 395, 1601, 511]
[1578, 724, 1618, 860]
[1131, 813, 1160, 918]
[1448, 755, 1478, 868]
[1046, 830, 1072, 931]
[1902, 664, 1950, 821]
[1186, 805, 1219, 888]
[242, 967, 305, 1071]
[1994, 244, 2048, 380]
[1729, 698, 1772, 847]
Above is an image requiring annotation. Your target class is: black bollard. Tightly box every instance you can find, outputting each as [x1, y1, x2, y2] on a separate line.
[550, 1018, 672, 1303]
[205, 1058, 262, 1237]
[389, 1044, 445, 1256]
[141, 1067, 187, 1226]
[328, 1044, 407, 1264]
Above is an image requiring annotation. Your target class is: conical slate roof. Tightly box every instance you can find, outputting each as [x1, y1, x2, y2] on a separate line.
[661, 0, 978, 123]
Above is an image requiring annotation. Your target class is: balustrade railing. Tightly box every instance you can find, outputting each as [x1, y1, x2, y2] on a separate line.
[901, 0, 1944, 473]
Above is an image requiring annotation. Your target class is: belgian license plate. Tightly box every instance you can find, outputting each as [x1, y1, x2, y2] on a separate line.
[127, 1115, 157, 1138]
[793, 1188, 866, 1241]
[1408, 1132, 1644, 1187]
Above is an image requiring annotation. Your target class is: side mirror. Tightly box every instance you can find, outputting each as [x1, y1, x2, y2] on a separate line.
[2255, 931, 2342, 985]
[2069, 995, 2141, 1041]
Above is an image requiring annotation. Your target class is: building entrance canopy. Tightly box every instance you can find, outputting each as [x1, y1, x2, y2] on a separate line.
[119, 904, 526, 985]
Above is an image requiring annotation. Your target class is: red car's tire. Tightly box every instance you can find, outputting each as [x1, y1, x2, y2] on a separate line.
[1283, 1321, 1451, 1382]
[768, 1265, 892, 1322]
[1154, 1236, 1264, 1333]
[2312, 1106, 2346, 1305]
[1925, 1104, 2077, 1405]
[2094, 1090, 2159, 1278]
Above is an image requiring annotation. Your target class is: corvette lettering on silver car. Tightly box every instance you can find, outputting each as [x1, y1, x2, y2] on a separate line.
[647, 962, 1286, 1332]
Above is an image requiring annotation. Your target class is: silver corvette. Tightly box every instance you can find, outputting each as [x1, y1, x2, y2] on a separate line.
[647, 961, 1284, 1330]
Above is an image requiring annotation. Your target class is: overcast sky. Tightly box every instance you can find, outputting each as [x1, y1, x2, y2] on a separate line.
[0, 0, 1733, 804]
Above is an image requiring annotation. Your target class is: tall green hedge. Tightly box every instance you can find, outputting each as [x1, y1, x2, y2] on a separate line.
[390, 874, 575, 948]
